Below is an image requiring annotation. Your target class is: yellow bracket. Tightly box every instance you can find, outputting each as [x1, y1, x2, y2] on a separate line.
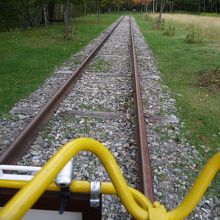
[0, 138, 219, 220]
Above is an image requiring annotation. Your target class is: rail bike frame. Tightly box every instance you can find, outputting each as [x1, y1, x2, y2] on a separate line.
[0, 138, 219, 220]
[0, 188, 101, 220]
[0, 163, 102, 220]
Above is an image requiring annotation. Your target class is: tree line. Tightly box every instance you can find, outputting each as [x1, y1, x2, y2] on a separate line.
[0, 0, 95, 31]
[133, 0, 220, 13]
[0, 0, 219, 33]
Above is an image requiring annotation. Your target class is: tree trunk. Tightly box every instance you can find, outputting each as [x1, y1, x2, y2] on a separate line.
[114, 0, 116, 12]
[48, 1, 54, 21]
[203, 0, 206, 12]
[171, 1, 174, 12]
[84, 0, 87, 16]
[198, 0, 201, 13]
[25, 0, 31, 28]
[153, 0, 155, 13]
[155, 0, 158, 12]
[42, 0, 48, 27]
[64, 0, 69, 39]
[96, 0, 100, 24]
[99, 4, 101, 21]
[159, 0, 165, 21]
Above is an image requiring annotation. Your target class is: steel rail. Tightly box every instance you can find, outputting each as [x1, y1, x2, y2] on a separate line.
[129, 16, 154, 202]
[0, 16, 125, 165]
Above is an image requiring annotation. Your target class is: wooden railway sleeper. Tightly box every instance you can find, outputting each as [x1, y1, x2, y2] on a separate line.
[0, 138, 219, 220]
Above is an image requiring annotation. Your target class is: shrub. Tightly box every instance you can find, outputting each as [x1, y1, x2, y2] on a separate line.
[163, 25, 176, 36]
[143, 13, 152, 21]
[153, 17, 165, 30]
[185, 24, 203, 43]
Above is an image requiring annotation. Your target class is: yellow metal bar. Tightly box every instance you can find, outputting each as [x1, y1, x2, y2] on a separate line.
[0, 138, 219, 220]
[168, 152, 220, 220]
[0, 138, 150, 220]
[0, 180, 59, 191]
[0, 179, 152, 211]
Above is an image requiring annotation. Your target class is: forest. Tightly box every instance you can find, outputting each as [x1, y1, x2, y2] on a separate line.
[0, 0, 219, 32]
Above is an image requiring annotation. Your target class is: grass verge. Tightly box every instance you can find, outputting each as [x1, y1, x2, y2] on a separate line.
[134, 13, 220, 195]
[160, 13, 220, 42]
[0, 14, 120, 117]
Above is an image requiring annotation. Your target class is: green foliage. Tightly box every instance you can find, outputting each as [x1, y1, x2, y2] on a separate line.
[0, 0, 44, 31]
[200, 12, 220, 17]
[163, 25, 175, 36]
[185, 24, 203, 44]
[0, 0, 20, 31]
[88, 59, 110, 72]
[0, 0, 98, 32]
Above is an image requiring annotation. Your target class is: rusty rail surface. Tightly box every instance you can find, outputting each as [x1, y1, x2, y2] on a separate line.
[0, 16, 124, 165]
[129, 16, 154, 202]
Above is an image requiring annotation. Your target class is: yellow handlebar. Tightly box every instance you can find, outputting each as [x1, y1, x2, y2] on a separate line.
[0, 138, 150, 220]
[0, 138, 219, 220]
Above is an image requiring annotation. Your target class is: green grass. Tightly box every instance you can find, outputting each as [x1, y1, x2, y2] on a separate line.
[200, 12, 220, 17]
[0, 14, 120, 117]
[134, 14, 220, 194]
[88, 59, 110, 72]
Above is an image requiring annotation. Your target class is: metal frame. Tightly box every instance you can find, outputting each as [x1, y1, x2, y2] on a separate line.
[0, 188, 102, 220]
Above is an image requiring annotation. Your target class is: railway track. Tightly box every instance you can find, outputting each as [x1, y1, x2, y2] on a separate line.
[0, 16, 218, 220]
[0, 16, 154, 219]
